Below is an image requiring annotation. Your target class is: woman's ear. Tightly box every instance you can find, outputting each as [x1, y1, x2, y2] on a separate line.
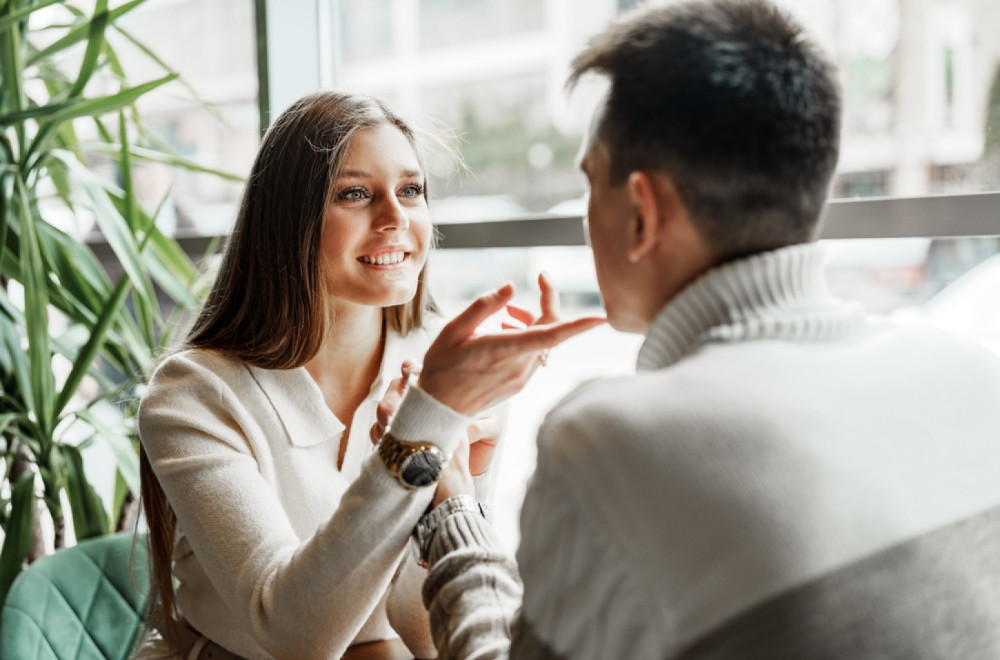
[625, 171, 661, 263]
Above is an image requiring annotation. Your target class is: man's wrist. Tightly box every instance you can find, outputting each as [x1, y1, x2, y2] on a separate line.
[414, 494, 486, 568]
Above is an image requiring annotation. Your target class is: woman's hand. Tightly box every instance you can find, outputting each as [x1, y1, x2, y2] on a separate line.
[371, 362, 502, 477]
[419, 274, 605, 416]
[370, 360, 421, 445]
[466, 414, 501, 476]
[433, 436, 475, 508]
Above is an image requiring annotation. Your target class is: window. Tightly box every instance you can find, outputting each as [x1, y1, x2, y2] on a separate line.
[118, 0, 259, 237]
[418, 0, 545, 49]
[255, 0, 1000, 547]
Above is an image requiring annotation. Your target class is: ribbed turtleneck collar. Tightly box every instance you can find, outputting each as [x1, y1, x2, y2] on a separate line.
[636, 242, 865, 372]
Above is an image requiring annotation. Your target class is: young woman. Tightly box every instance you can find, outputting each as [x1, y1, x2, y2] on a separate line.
[134, 90, 602, 660]
[134, 92, 485, 660]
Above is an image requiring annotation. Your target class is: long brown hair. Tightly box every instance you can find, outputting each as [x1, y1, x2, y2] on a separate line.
[140, 91, 437, 647]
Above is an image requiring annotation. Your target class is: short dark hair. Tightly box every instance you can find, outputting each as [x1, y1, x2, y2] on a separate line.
[569, 0, 842, 259]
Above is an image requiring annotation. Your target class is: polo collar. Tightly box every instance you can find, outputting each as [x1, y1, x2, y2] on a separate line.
[247, 325, 433, 448]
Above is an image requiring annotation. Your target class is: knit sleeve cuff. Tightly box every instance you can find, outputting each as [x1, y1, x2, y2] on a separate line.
[389, 384, 471, 455]
[427, 510, 501, 565]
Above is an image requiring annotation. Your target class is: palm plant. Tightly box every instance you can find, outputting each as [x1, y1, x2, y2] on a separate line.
[0, 0, 239, 611]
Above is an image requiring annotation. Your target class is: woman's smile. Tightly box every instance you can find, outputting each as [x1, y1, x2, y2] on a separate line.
[358, 248, 410, 267]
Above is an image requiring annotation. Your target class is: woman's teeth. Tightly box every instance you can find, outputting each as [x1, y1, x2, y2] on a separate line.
[360, 251, 405, 265]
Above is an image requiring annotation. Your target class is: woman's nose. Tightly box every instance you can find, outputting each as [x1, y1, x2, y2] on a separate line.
[374, 197, 409, 232]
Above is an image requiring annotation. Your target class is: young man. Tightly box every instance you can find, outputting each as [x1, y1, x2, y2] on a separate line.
[377, 1, 1000, 657]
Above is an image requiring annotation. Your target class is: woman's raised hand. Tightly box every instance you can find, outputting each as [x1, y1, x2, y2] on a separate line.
[370, 362, 502, 477]
[418, 273, 605, 416]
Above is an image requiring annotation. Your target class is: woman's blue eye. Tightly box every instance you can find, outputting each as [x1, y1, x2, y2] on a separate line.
[400, 183, 425, 198]
[339, 187, 368, 202]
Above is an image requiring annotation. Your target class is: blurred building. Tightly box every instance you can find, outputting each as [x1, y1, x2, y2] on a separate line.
[113, 0, 1000, 230]
[337, 0, 1000, 206]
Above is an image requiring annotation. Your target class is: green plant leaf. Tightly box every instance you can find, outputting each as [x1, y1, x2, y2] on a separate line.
[54, 275, 130, 417]
[26, 0, 146, 67]
[0, 471, 35, 612]
[0, 168, 13, 284]
[13, 175, 55, 437]
[0, 0, 64, 34]
[0, 412, 20, 435]
[0, 100, 71, 126]
[0, 297, 31, 410]
[37, 220, 109, 313]
[112, 468, 129, 532]
[20, 74, 177, 165]
[0, 0, 28, 150]
[65, 0, 109, 100]
[49, 73, 177, 125]
[118, 112, 136, 231]
[46, 149, 157, 311]
[74, 408, 139, 497]
[59, 443, 109, 541]
[85, 142, 245, 181]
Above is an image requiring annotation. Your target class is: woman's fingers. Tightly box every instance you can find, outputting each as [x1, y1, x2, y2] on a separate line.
[537, 271, 562, 324]
[490, 315, 607, 357]
[467, 415, 502, 476]
[371, 361, 422, 445]
[400, 359, 421, 381]
[420, 313, 605, 415]
[372, 379, 402, 444]
[433, 437, 475, 508]
[467, 415, 503, 445]
[506, 303, 537, 326]
[437, 284, 515, 345]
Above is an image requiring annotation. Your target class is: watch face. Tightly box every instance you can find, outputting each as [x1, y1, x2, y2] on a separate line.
[400, 450, 443, 487]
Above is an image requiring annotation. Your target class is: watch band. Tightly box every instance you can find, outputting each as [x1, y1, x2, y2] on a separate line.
[378, 432, 447, 489]
[415, 494, 485, 568]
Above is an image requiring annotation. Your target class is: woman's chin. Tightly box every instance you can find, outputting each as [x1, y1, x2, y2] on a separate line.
[375, 286, 419, 308]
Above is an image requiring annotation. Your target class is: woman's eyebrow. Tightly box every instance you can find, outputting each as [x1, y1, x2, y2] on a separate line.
[338, 169, 371, 179]
[336, 168, 423, 179]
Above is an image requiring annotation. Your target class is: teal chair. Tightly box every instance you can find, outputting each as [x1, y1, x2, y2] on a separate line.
[0, 533, 150, 660]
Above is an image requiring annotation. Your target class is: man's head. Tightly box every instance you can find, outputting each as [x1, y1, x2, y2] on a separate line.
[571, 0, 841, 330]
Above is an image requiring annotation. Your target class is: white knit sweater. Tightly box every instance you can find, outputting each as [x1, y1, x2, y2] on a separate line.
[400, 242, 1000, 659]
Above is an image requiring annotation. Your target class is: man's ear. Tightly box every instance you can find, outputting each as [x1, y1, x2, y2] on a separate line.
[625, 171, 662, 263]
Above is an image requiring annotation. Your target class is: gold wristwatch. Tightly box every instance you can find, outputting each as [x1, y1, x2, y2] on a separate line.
[378, 432, 447, 489]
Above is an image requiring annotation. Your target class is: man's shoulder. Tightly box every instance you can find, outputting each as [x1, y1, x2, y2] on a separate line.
[538, 368, 716, 453]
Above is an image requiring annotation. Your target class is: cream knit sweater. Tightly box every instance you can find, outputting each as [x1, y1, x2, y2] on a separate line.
[134, 326, 477, 660]
[396, 242, 1000, 659]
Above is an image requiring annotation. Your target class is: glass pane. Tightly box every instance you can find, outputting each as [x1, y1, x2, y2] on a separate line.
[341, 0, 394, 63]
[335, 0, 1000, 225]
[776, 0, 1000, 198]
[118, 0, 259, 237]
[418, 0, 545, 49]
[428, 235, 1000, 549]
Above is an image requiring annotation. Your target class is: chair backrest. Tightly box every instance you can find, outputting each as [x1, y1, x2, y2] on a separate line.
[0, 532, 149, 660]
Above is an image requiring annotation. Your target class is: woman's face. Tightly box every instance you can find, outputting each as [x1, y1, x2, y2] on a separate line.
[321, 123, 432, 310]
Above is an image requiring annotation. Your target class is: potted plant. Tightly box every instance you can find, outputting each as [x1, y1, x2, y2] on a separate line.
[0, 0, 238, 611]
